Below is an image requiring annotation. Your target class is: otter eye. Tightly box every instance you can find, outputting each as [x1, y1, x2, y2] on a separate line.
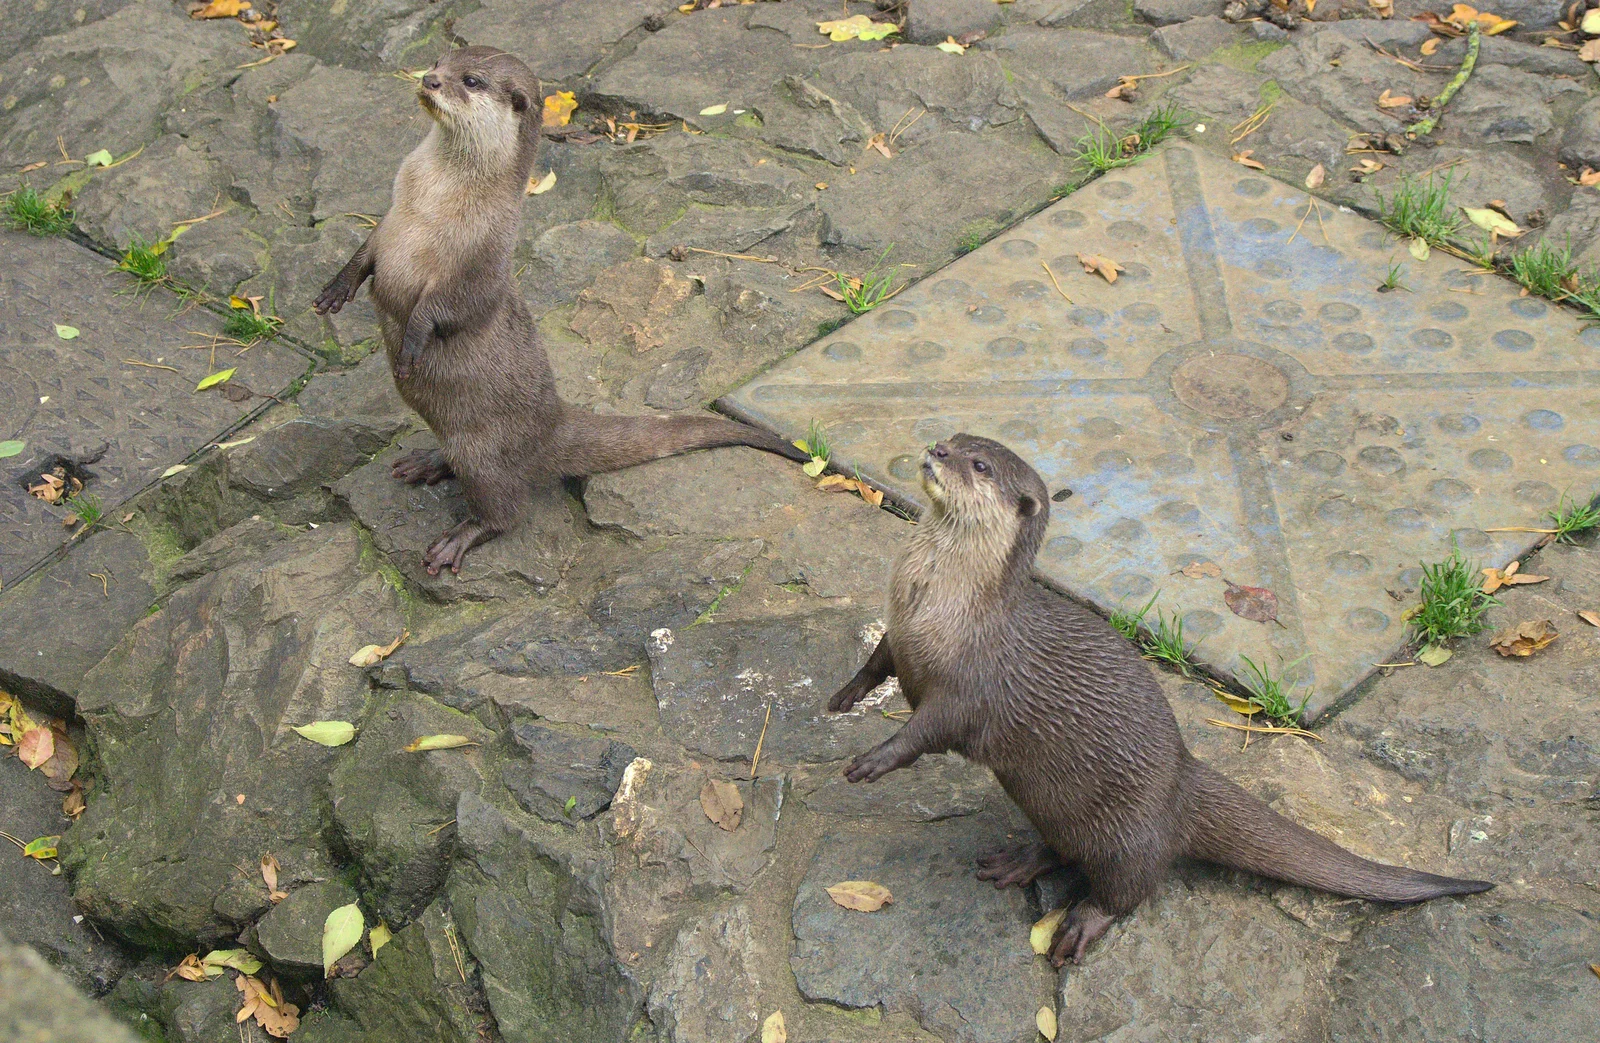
[973, 460, 988, 473]
[462, 74, 483, 89]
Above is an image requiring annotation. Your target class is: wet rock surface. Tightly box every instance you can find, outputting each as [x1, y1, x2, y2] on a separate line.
[2, 0, 1598, 1040]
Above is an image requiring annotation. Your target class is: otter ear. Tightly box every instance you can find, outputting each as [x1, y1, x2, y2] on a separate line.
[509, 87, 530, 114]
[1017, 495, 1041, 518]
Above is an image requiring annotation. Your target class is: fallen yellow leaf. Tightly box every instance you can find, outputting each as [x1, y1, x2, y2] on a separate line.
[826, 880, 893, 911]
[762, 1010, 787, 1043]
[1578, 609, 1600, 627]
[1461, 205, 1523, 238]
[1076, 253, 1125, 283]
[1304, 163, 1325, 190]
[1030, 907, 1067, 954]
[190, 0, 250, 19]
[1377, 89, 1414, 109]
[816, 15, 900, 41]
[542, 91, 577, 127]
[403, 733, 479, 752]
[291, 720, 357, 746]
[322, 903, 364, 977]
[1037, 1006, 1059, 1041]
[1231, 149, 1266, 170]
[527, 169, 557, 195]
[349, 631, 407, 668]
[1420, 37, 1440, 55]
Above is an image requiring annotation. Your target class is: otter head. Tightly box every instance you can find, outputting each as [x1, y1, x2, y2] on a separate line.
[920, 434, 1050, 580]
[417, 46, 540, 173]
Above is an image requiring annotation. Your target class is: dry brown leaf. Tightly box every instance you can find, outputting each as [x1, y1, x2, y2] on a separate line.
[262, 854, 288, 902]
[1578, 609, 1600, 627]
[1369, 0, 1394, 16]
[348, 630, 408, 668]
[1581, 38, 1600, 63]
[171, 953, 212, 982]
[1223, 582, 1281, 624]
[762, 1010, 787, 1043]
[28, 473, 65, 504]
[1580, 167, 1600, 186]
[1420, 37, 1440, 55]
[1377, 89, 1414, 109]
[1180, 560, 1223, 579]
[18, 727, 53, 770]
[1488, 619, 1557, 657]
[1480, 560, 1549, 594]
[826, 880, 893, 912]
[1304, 163, 1325, 190]
[62, 782, 86, 819]
[1076, 253, 1124, 283]
[39, 726, 78, 791]
[1231, 149, 1266, 170]
[699, 778, 744, 832]
[1351, 158, 1385, 176]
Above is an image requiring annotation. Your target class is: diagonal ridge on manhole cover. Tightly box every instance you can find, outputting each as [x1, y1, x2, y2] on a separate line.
[723, 144, 1600, 718]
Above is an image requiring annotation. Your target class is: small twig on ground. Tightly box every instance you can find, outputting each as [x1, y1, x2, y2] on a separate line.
[443, 923, 467, 983]
[1408, 24, 1479, 137]
[1040, 261, 1074, 303]
[1364, 38, 1455, 73]
[1229, 99, 1276, 146]
[750, 700, 772, 779]
[123, 359, 181, 373]
[425, 819, 456, 836]
[683, 247, 778, 263]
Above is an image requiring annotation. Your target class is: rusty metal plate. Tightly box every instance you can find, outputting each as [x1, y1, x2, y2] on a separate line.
[725, 144, 1600, 718]
[0, 230, 309, 586]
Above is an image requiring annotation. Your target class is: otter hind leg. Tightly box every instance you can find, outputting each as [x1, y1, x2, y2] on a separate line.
[976, 842, 1062, 889]
[422, 466, 525, 576]
[1048, 900, 1119, 967]
[392, 448, 454, 485]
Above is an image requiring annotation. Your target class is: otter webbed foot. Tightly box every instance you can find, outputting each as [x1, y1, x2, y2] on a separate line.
[844, 740, 918, 783]
[392, 449, 454, 485]
[976, 843, 1062, 890]
[423, 519, 492, 576]
[1048, 901, 1117, 967]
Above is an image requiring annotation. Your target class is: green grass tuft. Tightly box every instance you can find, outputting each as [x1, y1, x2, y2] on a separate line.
[1548, 491, 1600, 543]
[1378, 259, 1409, 293]
[1375, 172, 1461, 246]
[116, 236, 169, 285]
[1109, 592, 1157, 641]
[4, 185, 73, 236]
[1506, 240, 1591, 302]
[223, 293, 283, 345]
[955, 230, 985, 255]
[1073, 102, 1183, 175]
[834, 245, 903, 314]
[1141, 608, 1198, 675]
[65, 492, 103, 531]
[1408, 550, 1498, 649]
[1234, 654, 1310, 727]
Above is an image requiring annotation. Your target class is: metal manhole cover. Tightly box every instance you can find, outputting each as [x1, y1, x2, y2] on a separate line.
[724, 144, 1600, 717]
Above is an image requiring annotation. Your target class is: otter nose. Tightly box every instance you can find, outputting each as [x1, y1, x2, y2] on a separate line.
[422, 72, 442, 90]
[932, 445, 950, 459]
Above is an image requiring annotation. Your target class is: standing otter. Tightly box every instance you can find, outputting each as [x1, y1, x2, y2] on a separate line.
[828, 434, 1492, 966]
[313, 47, 806, 574]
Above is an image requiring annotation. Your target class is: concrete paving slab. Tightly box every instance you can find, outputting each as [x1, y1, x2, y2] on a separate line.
[725, 144, 1600, 717]
[0, 230, 309, 586]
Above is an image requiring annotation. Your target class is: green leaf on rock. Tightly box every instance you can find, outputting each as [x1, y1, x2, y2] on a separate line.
[1461, 206, 1522, 238]
[802, 457, 827, 478]
[816, 14, 899, 41]
[0, 440, 24, 459]
[369, 922, 392, 959]
[84, 149, 113, 168]
[54, 324, 79, 339]
[202, 949, 263, 975]
[322, 903, 364, 977]
[23, 835, 60, 860]
[1417, 645, 1453, 667]
[196, 368, 236, 391]
[291, 721, 356, 747]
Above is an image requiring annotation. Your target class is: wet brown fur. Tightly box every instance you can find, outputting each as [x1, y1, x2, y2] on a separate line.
[829, 434, 1493, 965]
[313, 46, 806, 574]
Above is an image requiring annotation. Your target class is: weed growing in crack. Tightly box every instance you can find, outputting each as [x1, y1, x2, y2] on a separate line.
[1375, 172, 1461, 246]
[1408, 550, 1498, 649]
[1073, 102, 1184, 175]
[1548, 491, 1600, 543]
[833, 246, 903, 313]
[1234, 654, 1310, 726]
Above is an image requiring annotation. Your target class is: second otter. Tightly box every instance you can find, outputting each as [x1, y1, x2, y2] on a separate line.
[314, 47, 805, 574]
[828, 434, 1492, 965]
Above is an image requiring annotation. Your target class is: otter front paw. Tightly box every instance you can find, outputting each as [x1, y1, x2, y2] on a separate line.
[828, 678, 875, 713]
[844, 743, 905, 783]
[313, 277, 356, 315]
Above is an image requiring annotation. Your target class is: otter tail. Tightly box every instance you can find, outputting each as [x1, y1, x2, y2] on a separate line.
[1180, 761, 1493, 902]
[552, 409, 809, 477]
